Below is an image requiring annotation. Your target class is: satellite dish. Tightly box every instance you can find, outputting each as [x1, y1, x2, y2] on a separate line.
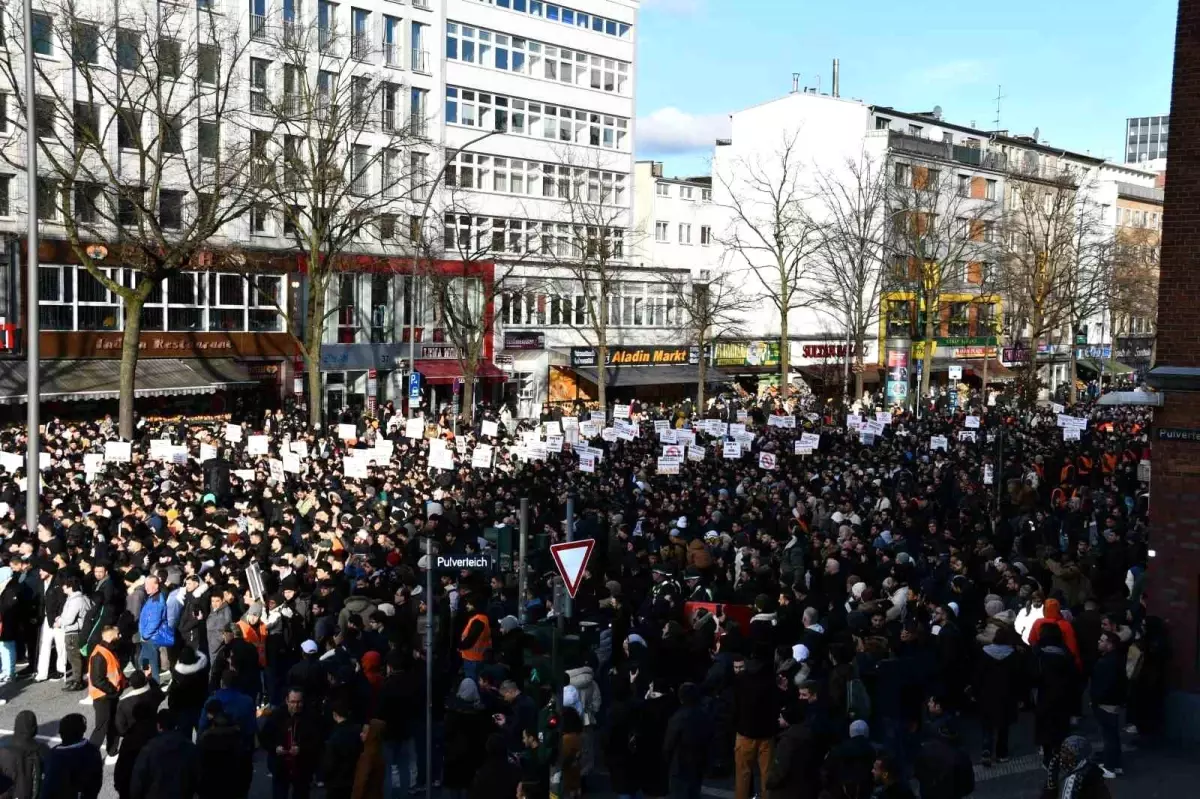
[1032, 126, 1040, 142]
[933, 105, 943, 120]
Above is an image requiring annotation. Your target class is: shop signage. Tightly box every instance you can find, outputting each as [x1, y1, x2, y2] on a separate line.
[1115, 336, 1154, 361]
[320, 343, 409, 371]
[914, 341, 998, 360]
[43, 331, 299, 360]
[571, 346, 698, 368]
[713, 340, 780, 368]
[419, 345, 462, 360]
[800, 343, 861, 360]
[1075, 345, 1113, 359]
[503, 331, 545, 350]
[885, 346, 909, 404]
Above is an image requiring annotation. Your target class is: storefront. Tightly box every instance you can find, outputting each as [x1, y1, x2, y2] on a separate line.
[713, 340, 782, 393]
[319, 343, 409, 418]
[791, 339, 882, 398]
[412, 343, 508, 413]
[560, 345, 722, 406]
[500, 332, 547, 419]
[1115, 335, 1155, 378]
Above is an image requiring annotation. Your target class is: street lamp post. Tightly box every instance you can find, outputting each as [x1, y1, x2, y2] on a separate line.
[24, 0, 40, 533]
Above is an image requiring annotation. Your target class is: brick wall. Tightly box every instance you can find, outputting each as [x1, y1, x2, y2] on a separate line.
[1151, 0, 1200, 692]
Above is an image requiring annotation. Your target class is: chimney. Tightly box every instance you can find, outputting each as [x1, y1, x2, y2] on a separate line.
[832, 58, 840, 98]
[791, 73, 800, 94]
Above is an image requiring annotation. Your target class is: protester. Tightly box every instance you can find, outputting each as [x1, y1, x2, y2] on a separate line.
[0, 710, 47, 799]
[39, 714, 102, 799]
[86, 625, 126, 762]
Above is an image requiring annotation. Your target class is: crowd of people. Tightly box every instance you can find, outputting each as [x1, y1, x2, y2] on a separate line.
[0, 383, 1166, 799]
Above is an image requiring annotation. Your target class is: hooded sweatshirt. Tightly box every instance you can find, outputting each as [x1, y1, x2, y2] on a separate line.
[0, 710, 48, 799]
[1029, 599, 1081, 669]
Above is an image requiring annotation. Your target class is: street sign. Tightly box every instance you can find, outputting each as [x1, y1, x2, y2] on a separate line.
[550, 539, 595, 598]
[948, 365, 963, 382]
[409, 372, 422, 401]
[433, 553, 494, 571]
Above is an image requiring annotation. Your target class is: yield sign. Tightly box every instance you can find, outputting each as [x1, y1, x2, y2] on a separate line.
[550, 539, 595, 598]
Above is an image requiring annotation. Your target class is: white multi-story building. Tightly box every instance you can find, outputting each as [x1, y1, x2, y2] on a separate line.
[630, 160, 722, 274]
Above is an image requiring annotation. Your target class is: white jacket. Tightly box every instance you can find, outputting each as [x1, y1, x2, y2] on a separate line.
[58, 591, 94, 634]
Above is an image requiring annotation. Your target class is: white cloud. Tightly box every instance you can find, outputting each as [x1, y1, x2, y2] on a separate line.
[637, 107, 731, 155]
[906, 59, 990, 89]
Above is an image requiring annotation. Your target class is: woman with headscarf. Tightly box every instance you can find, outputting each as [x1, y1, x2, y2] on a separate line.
[360, 650, 385, 717]
[443, 679, 492, 799]
[351, 719, 386, 799]
[1041, 736, 1111, 799]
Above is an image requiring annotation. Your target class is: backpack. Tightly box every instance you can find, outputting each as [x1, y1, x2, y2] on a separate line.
[846, 676, 871, 722]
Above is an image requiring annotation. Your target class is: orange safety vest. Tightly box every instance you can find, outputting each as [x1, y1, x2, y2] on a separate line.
[1077, 456, 1092, 476]
[88, 644, 126, 700]
[460, 613, 492, 662]
[237, 620, 268, 667]
[1101, 453, 1117, 474]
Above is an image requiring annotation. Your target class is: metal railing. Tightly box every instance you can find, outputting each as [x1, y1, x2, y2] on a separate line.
[250, 90, 269, 113]
[411, 49, 430, 74]
[384, 42, 402, 67]
[351, 34, 371, 60]
[251, 14, 268, 41]
[350, 175, 369, 195]
[409, 116, 428, 138]
[412, 0, 431, 10]
[889, 131, 1008, 172]
[382, 108, 399, 132]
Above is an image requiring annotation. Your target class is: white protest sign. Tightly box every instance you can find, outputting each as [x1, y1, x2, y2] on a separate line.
[1138, 460, 1150, 482]
[736, 410, 749, 423]
[428, 445, 456, 471]
[1063, 427, 1081, 441]
[948, 365, 963, 382]
[876, 412, 892, 426]
[758, 452, 777, 470]
[0, 451, 22, 474]
[472, 444, 494, 469]
[661, 445, 684, 459]
[676, 429, 696, 447]
[653, 420, 670, 433]
[289, 440, 309, 459]
[865, 420, 885, 436]
[767, 415, 796, 429]
[729, 423, 747, 437]
[481, 420, 499, 438]
[959, 430, 977, 442]
[613, 404, 630, 420]
[723, 441, 742, 459]
[269, 458, 285, 483]
[846, 414, 863, 429]
[283, 452, 302, 474]
[930, 435, 948, 452]
[544, 420, 562, 436]
[149, 439, 174, 461]
[601, 427, 617, 442]
[200, 443, 217, 462]
[373, 439, 394, 461]
[614, 421, 637, 441]
[225, 423, 243, 442]
[562, 416, 579, 430]
[583, 445, 604, 462]
[580, 421, 601, 439]
[657, 457, 681, 475]
[247, 435, 270, 455]
[1051, 402, 1065, 414]
[800, 432, 821, 449]
[964, 416, 980, 429]
[983, 464, 994, 485]
[404, 418, 425, 440]
[104, 441, 132, 463]
[590, 410, 606, 423]
[545, 434, 564, 453]
[794, 444, 813, 456]
[344, 457, 369, 478]
[659, 428, 679, 444]
[578, 453, 596, 473]
[83, 453, 103, 482]
[168, 446, 189, 465]
[687, 445, 706, 462]
[336, 424, 357, 441]
[233, 469, 255, 481]
[860, 432, 876, 446]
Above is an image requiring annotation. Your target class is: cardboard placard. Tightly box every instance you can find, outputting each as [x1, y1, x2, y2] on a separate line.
[104, 441, 132, 463]
[404, 418, 425, 440]
[247, 435, 270, 455]
[758, 452, 777, 470]
[657, 456, 681, 475]
[930, 435, 948, 452]
[687, 444, 706, 462]
[225, 423, 243, 442]
[578, 453, 596, 473]
[481, 420, 499, 438]
[722, 441, 742, 459]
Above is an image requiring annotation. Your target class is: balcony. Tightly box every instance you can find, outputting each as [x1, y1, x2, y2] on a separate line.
[251, 14, 268, 41]
[283, 20, 304, 47]
[282, 93, 303, 117]
[382, 108, 399, 132]
[412, 0, 431, 9]
[250, 89, 269, 114]
[351, 34, 371, 61]
[409, 116, 428, 138]
[384, 42, 402, 68]
[251, 161, 274, 185]
[350, 175, 369, 196]
[411, 49, 430, 74]
[318, 26, 335, 53]
[889, 131, 1008, 172]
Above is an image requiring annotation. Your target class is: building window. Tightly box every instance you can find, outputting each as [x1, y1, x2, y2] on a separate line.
[198, 121, 219, 159]
[250, 58, 269, 112]
[208, 273, 246, 331]
[77, 267, 121, 330]
[249, 202, 270, 234]
[656, 183, 668, 197]
[985, 179, 997, 201]
[700, 225, 712, 246]
[157, 38, 182, 80]
[894, 163, 910, 188]
[117, 29, 140, 70]
[249, 275, 283, 331]
[0, 175, 10, 217]
[444, 85, 628, 150]
[908, 124, 922, 136]
[72, 22, 99, 65]
[875, 117, 890, 130]
[198, 44, 220, 85]
[31, 13, 53, 56]
[678, 223, 691, 244]
[158, 190, 184, 229]
[655, 221, 668, 242]
[166, 273, 203, 330]
[37, 178, 61, 220]
[680, 186, 693, 201]
[702, 188, 712, 202]
[39, 265, 73, 330]
[957, 174, 970, 197]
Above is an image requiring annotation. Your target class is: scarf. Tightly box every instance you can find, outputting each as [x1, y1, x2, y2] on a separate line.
[1053, 735, 1094, 799]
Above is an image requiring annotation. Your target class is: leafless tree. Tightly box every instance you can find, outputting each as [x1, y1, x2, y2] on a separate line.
[995, 170, 1101, 405]
[0, 0, 263, 438]
[666, 270, 753, 408]
[807, 153, 890, 400]
[885, 162, 1000, 401]
[717, 132, 821, 386]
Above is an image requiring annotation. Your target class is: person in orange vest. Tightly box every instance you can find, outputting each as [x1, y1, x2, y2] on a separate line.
[87, 625, 126, 762]
[457, 596, 492, 680]
[237, 604, 269, 670]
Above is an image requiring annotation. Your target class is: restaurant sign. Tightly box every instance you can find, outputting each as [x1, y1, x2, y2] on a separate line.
[571, 346, 699, 368]
[713, 340, 780, 368]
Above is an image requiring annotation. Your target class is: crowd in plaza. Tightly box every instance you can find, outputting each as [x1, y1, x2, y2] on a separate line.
[0, 382, 1167, 799]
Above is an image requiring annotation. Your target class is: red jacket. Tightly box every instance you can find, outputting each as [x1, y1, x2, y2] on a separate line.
[1029, 598, 1082, 669]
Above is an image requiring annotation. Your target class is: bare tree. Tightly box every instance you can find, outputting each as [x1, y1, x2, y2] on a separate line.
[0, 1, 264, 438]
[245, 10, 444, 428]
[885, 162, 1000, 401]
[528, 150, 634, 411]
[667, 270, 754, 408]
[717, 132, 820, 386]
[995, 170, 1097, 405]
[808, 153, 890, 400]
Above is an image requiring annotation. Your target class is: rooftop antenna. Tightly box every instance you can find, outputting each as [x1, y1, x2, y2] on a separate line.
[993, 84, 1005, 130]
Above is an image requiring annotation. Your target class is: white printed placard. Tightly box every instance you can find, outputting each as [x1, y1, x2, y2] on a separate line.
[959, 430, 977, 442]
[337, 424, 357, 441]
[472, 444, 494, 469]
[613, 404, 631, 420]
[601, 427, 617, 442]
[662, 445, 684, 459]
[1063, 427, 1081, 441]
[722, 441, 742, 459]
[983, 464, 994, 485]
[269, 458, 285, 483]
[657, 457, 681, 475]
[964, 416, 980, 429]
[675, 430, 696, 447]
[800, 433, 821, 450]
[344, 457, 369, 478]
[758, 452, 777, 470]
[289, 440, 309, 459]
[729, 423, 747, 437]
[225, 423, 243, 442]
[653, 420, 670, 433]
[795, 444, 813, 456]
[767, 415, 796, 429]
[149, 439, 174, 461]
[247, 435, 270, 455]
[876, 412, 892, 426]
[373, 439, 395, 461]
[200, 443, 217, 462]
[687, 445, 706, 462]
[591, 410, 607, 423]
[83, 453, 104, 481]
[481, 420, 500, 438]
[846, 414, 863, 430]
[1051, 402, 1065, 414]
[865, 420, 885, 436]
[545, 434, 564, 453]
[659, 428, 679, 444]
[736, 410, 749, 423]
[404, 418, 425, 440]
[0, 451, 22, 473]
[104, 441, 132, 463]
[930, 435, 949, 452]
[283, 452, 302, 474]
[614, 421, 637, 441]
[578, 453, 596, 473]
[544, 420, 562, 436]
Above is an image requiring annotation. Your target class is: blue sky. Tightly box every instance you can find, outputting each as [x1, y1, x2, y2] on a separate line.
[634, 0, 1178, 175]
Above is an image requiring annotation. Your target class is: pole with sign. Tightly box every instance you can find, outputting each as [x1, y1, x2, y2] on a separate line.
[452, 377, 463, 433]
[408, 372, 422, 418]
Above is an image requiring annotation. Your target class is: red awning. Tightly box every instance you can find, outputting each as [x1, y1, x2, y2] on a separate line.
[414, 359, 507, 385]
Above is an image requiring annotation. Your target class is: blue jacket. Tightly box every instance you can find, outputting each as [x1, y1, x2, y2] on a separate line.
[138, 593, 175, 647]
[197, 688, 258, 749]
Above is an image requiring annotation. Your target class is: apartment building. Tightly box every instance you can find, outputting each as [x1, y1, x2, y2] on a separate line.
[1126, 114, 1169, 165]
[0, 0, 641, 419]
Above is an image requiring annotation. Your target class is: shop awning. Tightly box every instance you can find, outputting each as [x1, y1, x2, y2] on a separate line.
[965, 360, 1016, 381]
[414, 359, 508, 385]
[576, 365, 729, 387]
[1077, 358, 1135, 376]
[796, 364, 882, 385]
[0, 358, 260, 404]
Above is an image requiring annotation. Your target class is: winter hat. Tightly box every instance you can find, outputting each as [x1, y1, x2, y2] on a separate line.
[947, 602, 960, 617]
[300, 640, 319, 655]
[456, 678, 481, 708]
[247, 602, 263, 618]
[499, 615, 520, 634]
[849, 720, 870, 738]
[562, 684, 584, 716]
[791, 644, 810, 663]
